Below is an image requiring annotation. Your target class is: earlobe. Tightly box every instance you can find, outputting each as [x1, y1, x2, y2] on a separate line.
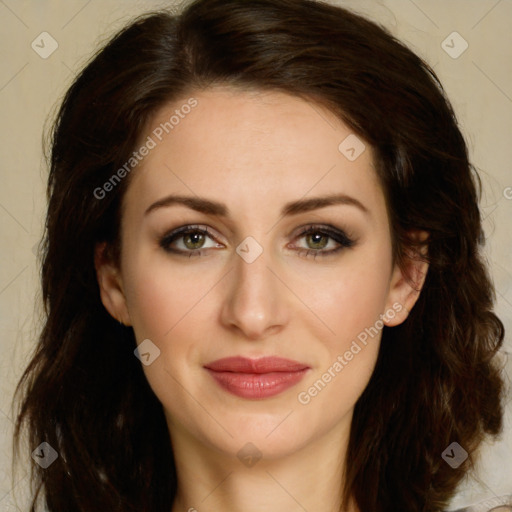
[94, 242, 132, 326]
[384, 231, 429, 327]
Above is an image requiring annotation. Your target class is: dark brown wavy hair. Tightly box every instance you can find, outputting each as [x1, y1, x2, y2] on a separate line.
[13, 0, 505, 511]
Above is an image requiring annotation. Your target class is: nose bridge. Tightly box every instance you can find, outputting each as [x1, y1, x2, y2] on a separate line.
[220, 242, 288, 339]
[236, 246, 272, 298]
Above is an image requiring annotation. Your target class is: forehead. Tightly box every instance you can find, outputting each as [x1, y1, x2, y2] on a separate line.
[123, 87, 385, 220]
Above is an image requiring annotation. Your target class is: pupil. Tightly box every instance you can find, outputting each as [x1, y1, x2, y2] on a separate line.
[185, 232, 204, 249]
[308, 233, 327, 249]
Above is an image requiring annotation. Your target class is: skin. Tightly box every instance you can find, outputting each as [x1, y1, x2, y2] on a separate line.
[96, 87, 428, 512]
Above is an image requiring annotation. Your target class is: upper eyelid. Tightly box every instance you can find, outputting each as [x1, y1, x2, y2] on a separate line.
[292, 224, 355, 242]
[161, 225, 221, 243]
[163, 223, 348, 238]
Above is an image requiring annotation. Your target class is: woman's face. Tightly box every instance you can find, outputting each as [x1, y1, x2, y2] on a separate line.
[97, 87, 424, 462]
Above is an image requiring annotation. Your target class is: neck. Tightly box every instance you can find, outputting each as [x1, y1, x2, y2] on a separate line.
[168, 418, 358, 512]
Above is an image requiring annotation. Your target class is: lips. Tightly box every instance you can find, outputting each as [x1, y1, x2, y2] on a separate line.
[204, 356, 310, 399]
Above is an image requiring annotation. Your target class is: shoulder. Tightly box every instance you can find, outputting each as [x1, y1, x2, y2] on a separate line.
[446, 501, 512, 512]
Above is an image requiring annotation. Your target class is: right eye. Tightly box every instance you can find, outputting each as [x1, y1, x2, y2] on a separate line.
[159, 225, 225, 257]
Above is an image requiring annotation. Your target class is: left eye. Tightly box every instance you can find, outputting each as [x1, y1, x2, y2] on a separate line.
[297, 232, 336, 251]
[291, 226, 355, 256]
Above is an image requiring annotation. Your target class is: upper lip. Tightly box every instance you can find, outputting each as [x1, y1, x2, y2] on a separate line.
[204, 356, 309, 374]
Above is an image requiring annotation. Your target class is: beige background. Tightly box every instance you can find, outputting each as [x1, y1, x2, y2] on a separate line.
[0, 0, 511, 510]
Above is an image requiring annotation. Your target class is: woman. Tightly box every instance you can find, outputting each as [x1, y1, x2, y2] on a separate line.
[13, 0, 506, 511]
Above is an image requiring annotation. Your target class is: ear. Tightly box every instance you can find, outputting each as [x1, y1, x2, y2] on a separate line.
[94, 242, 132, 326]
[383, 230, 429, 327]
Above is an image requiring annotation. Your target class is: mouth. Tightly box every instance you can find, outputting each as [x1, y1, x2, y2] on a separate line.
[203, 356, 310, 399]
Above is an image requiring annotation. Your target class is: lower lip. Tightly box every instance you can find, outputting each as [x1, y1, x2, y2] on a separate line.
[206, 369, 309, 399]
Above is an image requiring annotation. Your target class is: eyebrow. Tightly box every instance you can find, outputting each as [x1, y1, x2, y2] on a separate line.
[144, 193, 369, 217]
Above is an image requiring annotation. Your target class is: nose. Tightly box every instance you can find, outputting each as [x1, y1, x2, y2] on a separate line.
[219, 246, 289, 340]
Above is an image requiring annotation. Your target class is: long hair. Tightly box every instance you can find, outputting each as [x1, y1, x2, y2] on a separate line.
[13, 1, 505, 510]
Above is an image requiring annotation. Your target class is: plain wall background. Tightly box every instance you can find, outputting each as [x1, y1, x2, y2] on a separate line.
[0, 0, 511, 510]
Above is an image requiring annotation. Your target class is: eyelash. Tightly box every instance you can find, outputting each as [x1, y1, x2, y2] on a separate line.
[159, 224, 355, 259]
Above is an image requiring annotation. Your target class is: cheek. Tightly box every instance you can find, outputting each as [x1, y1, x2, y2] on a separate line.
[122, 257, 212, 412]
[123, 255, 208, 340]
[297, 242, 392, 349]
[294, 243, 392, 404]
[122, 253, 222, 398]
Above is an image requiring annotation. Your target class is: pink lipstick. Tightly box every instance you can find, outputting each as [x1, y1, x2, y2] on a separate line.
[204, 356, 310, 399]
